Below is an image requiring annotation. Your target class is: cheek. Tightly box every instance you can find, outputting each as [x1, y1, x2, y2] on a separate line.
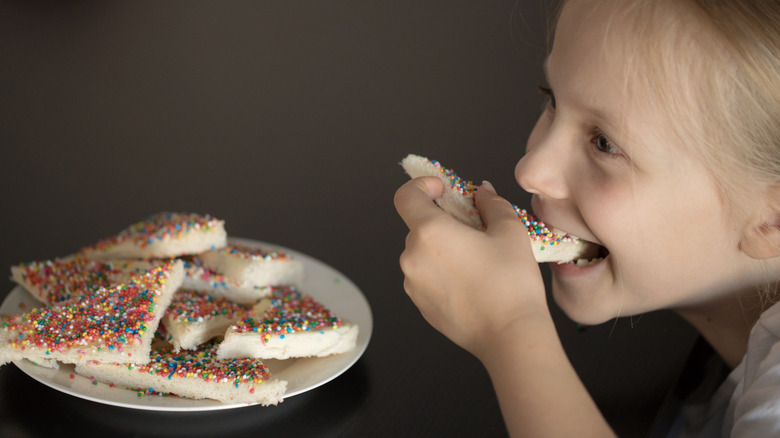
[585, 176, 736, 298]
[580, 189, 632, 248]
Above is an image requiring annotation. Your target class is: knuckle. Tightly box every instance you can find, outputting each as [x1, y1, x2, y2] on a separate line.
[399, 227, 438, 275]
[393, 184, 409, 209]
[399, 243, 422, 277]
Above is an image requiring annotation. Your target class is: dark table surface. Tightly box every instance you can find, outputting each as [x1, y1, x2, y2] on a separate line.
[0, 1, 699, 437]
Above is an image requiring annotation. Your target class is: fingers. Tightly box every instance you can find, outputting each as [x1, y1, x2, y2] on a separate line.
[394, 176, 446, 229]
[475, 181, 528, 242]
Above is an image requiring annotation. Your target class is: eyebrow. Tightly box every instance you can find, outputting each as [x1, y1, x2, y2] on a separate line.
[542, 56, 622, 133]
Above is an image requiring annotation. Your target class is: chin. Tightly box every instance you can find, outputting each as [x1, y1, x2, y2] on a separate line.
[550, 283, 622, 326]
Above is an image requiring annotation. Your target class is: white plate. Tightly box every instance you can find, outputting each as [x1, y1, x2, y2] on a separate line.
[0, 238, 373, 411]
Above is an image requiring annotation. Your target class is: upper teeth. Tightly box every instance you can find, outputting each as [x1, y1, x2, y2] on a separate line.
[567, 257, 604, 266]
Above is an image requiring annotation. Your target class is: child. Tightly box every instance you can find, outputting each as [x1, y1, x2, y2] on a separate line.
[394, 0, 780, 436]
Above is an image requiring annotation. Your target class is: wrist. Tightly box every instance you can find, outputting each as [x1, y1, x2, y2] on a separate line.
[474, 304, 557, 365]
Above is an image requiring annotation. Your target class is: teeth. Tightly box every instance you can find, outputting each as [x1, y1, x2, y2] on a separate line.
[567, 257, 604, 267]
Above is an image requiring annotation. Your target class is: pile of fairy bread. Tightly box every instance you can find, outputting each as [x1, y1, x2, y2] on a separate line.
[0, 212, 358, 406]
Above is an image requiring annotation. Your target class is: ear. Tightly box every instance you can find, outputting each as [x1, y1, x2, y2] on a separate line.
[741, 188, 780, 259]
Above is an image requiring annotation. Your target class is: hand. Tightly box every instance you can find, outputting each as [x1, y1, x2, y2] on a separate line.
[394, 177, 547, 359]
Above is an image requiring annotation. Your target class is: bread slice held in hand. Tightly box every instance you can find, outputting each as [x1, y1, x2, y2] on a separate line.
[217, 286, 358, 360]
[400, 154, 600, 264]
[0, 260, 184, 367]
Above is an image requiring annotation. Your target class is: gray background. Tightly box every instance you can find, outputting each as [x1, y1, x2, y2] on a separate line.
[0, 1, 697, 436]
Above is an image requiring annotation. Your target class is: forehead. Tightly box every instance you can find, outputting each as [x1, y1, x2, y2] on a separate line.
[547, 2, 640, 138]
[550, 0, 705, 107]
[548, 0, 702, 157]
[549, 1, 638, 93]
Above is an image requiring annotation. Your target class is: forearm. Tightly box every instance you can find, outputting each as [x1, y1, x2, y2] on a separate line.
[480, 311, 615, 438]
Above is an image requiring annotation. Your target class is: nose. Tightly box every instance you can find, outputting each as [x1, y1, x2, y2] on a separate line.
[515, 120, 570, 200]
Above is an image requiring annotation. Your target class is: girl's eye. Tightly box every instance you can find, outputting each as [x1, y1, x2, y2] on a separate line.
[592, 131, 620, 155]
[536, 85, 622, 158]
[538, 86, 556, 109]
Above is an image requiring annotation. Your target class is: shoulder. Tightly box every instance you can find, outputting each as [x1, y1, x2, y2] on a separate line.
[755, 300, 780, 339]
[727, 301, 780, 435]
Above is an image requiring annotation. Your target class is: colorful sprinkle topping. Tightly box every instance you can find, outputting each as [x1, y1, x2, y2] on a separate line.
[231, 286, 342, 343]
[431, 159, 475, 197]
[2, 263, 175, 355]
[515, 207, 579, 247]
[219, 244, 292, 262]
[104, 340, 271, 389]
[166, 290, 250, 323]
[12, 258, 149, 304]
[430, 159, 579, 246]
[181, 256, 234, 289]
[181, 256, 265, 291]
[83, 212, 222, 252]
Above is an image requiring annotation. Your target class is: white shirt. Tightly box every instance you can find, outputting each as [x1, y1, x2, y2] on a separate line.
[677, 301, 780, 437]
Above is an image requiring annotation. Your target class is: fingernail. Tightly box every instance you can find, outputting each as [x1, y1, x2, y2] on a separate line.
[480, 180, 496, 194]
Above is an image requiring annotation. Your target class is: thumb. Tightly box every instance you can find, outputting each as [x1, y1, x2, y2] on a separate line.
[475, 181, 527, 239]
[394, 176, 446, 229]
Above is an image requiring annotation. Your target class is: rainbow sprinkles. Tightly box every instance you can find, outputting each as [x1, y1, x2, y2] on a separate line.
[217, 286, 359, 360]
[80, 212, 227, 260]
[401, 154, 599, 263]
[76, 340, 287, 405]
[0, 260, 184, 367]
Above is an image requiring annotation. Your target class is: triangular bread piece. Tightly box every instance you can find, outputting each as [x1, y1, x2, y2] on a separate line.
[217, 286, 358, 360]
[0, 260, 184, 367]
[180, 255, 274, 305]
[197, 244, 303, 288]
[400, 154, 598, 263]
[10, 258, 156, 305]
[80, 212, 227, 260]
[162, 289, 251, 351]
[76, 339, 287, 405]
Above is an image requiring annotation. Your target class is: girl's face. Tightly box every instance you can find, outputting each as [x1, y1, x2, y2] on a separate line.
[515, 1, 759, 324]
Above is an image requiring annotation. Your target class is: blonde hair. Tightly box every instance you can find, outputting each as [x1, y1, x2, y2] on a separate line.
[548, 0, 780, 217]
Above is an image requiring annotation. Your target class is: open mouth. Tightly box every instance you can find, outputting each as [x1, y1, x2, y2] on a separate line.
[566, 240, 609, 266]
[517, 207, 608, 265]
